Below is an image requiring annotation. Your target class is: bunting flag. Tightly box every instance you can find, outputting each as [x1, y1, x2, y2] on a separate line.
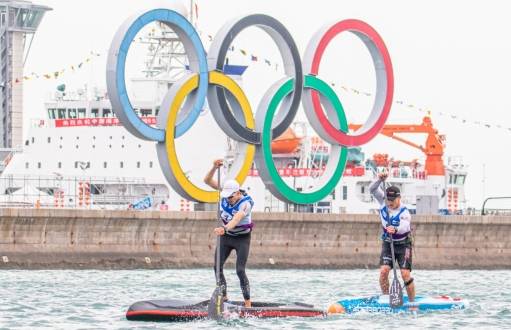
[251, 55, 258, 61]
[240, 49, 247, 55]
[11, 51, 100, 85]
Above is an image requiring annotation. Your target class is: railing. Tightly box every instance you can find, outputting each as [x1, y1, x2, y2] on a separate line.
[481, 197, 511, 215]
[0, 174, 168, 210]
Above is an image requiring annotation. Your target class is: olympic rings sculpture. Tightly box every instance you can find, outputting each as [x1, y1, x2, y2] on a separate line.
[106, 8, 394, 204]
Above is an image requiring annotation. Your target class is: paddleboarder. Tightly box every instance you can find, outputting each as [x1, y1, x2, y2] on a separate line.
[370, 172, 416, 309]
[204, 159, 254, 308]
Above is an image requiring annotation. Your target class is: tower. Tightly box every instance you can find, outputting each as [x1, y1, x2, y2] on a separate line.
[0, 0, 51, 148]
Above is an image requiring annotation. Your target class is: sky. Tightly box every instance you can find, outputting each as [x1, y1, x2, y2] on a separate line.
[21, 0, 511, 209]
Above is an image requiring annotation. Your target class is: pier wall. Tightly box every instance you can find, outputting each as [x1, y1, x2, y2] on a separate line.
[0, 209, 509, 269]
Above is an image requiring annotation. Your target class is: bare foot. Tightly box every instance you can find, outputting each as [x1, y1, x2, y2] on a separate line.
[244, 299, 252, 308]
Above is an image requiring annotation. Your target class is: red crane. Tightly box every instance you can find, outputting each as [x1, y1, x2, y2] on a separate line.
[348, 116, 446, 176]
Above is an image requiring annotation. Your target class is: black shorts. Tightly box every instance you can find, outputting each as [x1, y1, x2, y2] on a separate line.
[379, 240, 413, 270]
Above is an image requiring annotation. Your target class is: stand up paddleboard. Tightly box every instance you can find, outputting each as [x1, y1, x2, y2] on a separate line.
[126, 299, 325, 321]
[328, 295, 468, 314]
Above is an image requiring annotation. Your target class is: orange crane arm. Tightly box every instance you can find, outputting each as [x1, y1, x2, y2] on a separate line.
[348, 116, 445, 176]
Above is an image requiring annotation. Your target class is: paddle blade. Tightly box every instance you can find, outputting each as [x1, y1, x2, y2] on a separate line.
[208, 286, 224, 320]
[389, 277, 404, 308]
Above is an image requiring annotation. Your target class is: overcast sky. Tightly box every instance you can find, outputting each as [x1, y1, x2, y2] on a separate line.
[22, 0, 511, 209]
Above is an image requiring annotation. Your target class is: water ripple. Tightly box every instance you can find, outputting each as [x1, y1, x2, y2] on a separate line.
[0, 269, 509, 329]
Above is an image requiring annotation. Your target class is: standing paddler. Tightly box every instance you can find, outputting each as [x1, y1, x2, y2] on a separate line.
[370, 171, 417, 310]
[204, 159, 254, 308]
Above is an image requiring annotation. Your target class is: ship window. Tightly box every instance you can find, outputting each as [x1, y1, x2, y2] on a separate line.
[454, 175, 465, 185]
[103, 162, 107, 168]
[102, 108, 111, 117]
[37, 162, 41, 169]
[31, 137, 34, 143]
[342, 185, 348, 200]
[155, 107, 159, 116]
[47, 137, 51, 143]
[91, 108, 99, 117]
[137, 161, 140, 168]
[361, 186, 365, 194]
[140, 109, 152, 117]
[74, 161, 78, 169]
[48, 108, 56, 119]
[25, 162, 29, 169]
[149, 161, 153, 168]
[68, 108, 77, 119]
[58, 162, 62, 169]
[57, 108, 66, 119]
[87, 162, 90, 168]
[120, 161, 124, 169]
[77, 108, 86, 118]
[449, 175, 453, 184]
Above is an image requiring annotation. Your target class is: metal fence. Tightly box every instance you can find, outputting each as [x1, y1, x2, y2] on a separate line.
[0, 174, 169, 210]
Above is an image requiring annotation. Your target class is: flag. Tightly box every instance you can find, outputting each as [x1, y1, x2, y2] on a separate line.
[240, 49, 247, 56]
[54, 71, 59, 78]
[229, 45, 235, 51]
[264, 59, 271, 66]
[208, 34, 212, 41]
[44, 74, 51, 79]
[251, 55, 258, 61]
[78, 62, 83, 68]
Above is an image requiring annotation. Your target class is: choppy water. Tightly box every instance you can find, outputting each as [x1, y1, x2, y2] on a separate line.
[0, 269, 510, 329]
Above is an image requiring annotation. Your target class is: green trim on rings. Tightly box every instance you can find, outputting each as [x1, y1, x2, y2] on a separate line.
[254, 75, 348, 204]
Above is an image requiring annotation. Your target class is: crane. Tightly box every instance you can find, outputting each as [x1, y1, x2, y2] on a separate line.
[348, 116, 446, 176]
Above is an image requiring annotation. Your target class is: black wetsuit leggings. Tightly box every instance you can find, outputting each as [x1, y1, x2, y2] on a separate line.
[213, 232, 251, 300]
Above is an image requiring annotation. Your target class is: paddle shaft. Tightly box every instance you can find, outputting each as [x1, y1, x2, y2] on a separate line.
[215, 167, 221, 286]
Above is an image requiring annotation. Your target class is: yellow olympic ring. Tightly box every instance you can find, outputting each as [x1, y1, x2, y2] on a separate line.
[163, 71, 255, 202]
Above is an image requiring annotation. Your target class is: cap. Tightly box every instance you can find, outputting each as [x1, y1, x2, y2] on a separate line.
[220, 179, 240, 198]
[385, 186, 401, 201]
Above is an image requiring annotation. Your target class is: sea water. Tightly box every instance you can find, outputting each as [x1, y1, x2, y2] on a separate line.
[0, 269, 509, 329]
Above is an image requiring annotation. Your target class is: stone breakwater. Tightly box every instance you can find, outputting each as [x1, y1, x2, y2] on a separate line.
[0, 208, 509, 269]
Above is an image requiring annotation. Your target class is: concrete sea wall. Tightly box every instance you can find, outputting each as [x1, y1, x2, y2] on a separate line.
[0, 209, 509, 269]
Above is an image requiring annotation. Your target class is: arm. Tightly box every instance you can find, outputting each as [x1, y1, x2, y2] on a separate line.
[204, 159, 223, 190]
[226, 201, 252, 230]
[395, 211, 411, 234]
[369, 172, 387, 205]
[219, 201, 252, 232]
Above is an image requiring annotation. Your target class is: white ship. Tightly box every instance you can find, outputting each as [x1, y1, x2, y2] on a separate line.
[0, 2, 467, 214]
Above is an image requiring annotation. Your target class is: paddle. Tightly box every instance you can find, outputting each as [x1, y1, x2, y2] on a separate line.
[208, 167, 225, 320]
[381, 180, 404, 308]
